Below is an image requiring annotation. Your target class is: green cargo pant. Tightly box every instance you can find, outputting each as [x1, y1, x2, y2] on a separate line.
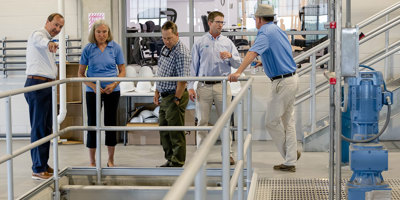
[159, 91, 189, 166]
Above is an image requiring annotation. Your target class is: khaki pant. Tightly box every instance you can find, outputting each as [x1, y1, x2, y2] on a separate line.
[159, 91, 189, 165]
[196, 83, 233, 156]
[266, 75, 298, 166]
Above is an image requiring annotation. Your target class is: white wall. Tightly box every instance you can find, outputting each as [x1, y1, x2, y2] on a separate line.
[0, 0, 80, 135]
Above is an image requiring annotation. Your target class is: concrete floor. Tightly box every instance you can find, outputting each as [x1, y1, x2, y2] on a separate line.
[1, 140, 400, 199]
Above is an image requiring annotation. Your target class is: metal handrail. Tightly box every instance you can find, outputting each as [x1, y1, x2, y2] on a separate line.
[0, 76, 252, 200]
[1, 38, 82, 76]
[294, 1, 400, 73]
[293, 1, 400, 135]
[164, 77, 254, 200]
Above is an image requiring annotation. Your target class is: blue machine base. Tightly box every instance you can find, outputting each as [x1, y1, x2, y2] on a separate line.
[348, 186, 391, 200]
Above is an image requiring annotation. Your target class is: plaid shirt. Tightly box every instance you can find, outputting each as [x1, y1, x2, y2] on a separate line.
[156, 40, 191, 93]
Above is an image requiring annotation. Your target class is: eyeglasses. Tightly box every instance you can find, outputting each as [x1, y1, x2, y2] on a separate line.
[213, 21, 226, 25]
[161, 46, 172, 57]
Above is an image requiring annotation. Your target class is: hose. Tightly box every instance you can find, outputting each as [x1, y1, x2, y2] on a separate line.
[359, 64, 387, 91]
[341, 97, 391, 143]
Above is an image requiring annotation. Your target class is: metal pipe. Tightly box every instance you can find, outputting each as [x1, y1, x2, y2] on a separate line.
[294, 40, 329, 64]
[295, 82, 329, 106]
[163, 78, 253, 200]
[310, 53, 316, 133]
[246, 172, 258, 200]
[335, 0, 343, 198]
[222, 79, 229, 200]
[328, 4, 335, 199]
[246, 85, 253, 198]
[237, 100, 244, 200]
[385, 15, 390, 80]
[0, 77, 250, 99]
[297, 54, 330, 76]
[243, 135, 252, 158]
[360, 39, 400, 64]
[364, 45, 400, 67]
[194, 163, 206, 200]
[358, 1, 400, 29]
[295, 38, 400, 106]
[229, 160, 244, 198]
[346, 0, 351, 27]
[125, 30, 327, 38]
[52, 85, 60, 200]
[6, 97, 14, 200]
[189, 0, 194, 49]
[57, 0, 67, 126]
[96, 80, 102, 184]
[0, 125, 215, 165]
[360, 15, 400, 45]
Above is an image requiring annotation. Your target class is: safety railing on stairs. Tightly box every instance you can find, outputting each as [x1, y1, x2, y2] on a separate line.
[0, 76, 253, 200]
[294, 1, 400, 134]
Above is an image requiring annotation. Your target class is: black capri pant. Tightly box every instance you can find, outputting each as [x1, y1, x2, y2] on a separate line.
[86, 91, 120, 148]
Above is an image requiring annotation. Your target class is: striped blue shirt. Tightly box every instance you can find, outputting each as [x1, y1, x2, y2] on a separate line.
[188, 33, 241, 89]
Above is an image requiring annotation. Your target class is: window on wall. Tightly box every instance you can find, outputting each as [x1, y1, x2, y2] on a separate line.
[128, 0, 167, 28]
[127, 0, 188, 32]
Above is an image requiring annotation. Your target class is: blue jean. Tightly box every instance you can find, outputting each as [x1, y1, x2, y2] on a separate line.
[24, 78, 52, 173]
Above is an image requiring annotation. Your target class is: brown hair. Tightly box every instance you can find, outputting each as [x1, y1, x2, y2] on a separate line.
[161, 21, 178, 35]
[47, 13, 64, 22]
[208, 11, 224, 22]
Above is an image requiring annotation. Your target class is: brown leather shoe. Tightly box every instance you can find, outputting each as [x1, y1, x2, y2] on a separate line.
[32, 172, 52, 180]
[230, 156, 235, 165]
[297, 150, 301, 160]
[273, 164, 296, 172]
[47, 167, 54, 175]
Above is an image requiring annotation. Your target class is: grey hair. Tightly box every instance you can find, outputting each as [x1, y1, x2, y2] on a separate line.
[88, 20, 113, 44]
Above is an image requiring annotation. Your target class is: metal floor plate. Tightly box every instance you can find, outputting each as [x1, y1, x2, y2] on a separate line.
[254, 178, 400, 200]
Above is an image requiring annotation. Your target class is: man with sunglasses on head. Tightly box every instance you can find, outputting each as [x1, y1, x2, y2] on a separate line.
[188, 11, 241, 166]
[228, 4, 299, 172]
[154, 21, 191, 167]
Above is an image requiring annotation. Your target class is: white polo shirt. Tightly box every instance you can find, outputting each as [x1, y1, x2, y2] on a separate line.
[25, 29, 57, 79]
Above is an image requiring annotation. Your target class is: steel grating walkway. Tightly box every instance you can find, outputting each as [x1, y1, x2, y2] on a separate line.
[254, 178, 400, 200]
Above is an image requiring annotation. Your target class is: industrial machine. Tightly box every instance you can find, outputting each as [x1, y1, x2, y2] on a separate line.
[343, 70, 393, 199]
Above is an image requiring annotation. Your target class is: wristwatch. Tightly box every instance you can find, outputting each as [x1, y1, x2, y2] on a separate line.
[174, 96, 181, 102]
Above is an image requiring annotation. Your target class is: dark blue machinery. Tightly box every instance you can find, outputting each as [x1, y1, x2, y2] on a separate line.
[343, 70, 393, 199]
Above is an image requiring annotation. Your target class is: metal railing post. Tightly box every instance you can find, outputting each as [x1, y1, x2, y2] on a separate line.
[384, 14, 390, 81]
[96, 80, 102, 184]
[222, 80, 229, 200]
[52, 85, 60, 199]
[246, 85, 253, 198]
[2, 37, 7, 77]
[335, 0, 343, 198]
[237, 99, 244, 200]
[5, 96, 14, 200]
[194, 162, 206, 200]
[310, 53, 317, 133]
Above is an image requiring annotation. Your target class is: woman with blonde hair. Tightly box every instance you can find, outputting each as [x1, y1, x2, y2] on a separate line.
[78, 20, 126, 167]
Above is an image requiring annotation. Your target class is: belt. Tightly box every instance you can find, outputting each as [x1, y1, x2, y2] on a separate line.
[204, 81, 221, 85]
[161, 90, 176, 98]
[27, 75, 55, 82]
[270, 72, 296, 81]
